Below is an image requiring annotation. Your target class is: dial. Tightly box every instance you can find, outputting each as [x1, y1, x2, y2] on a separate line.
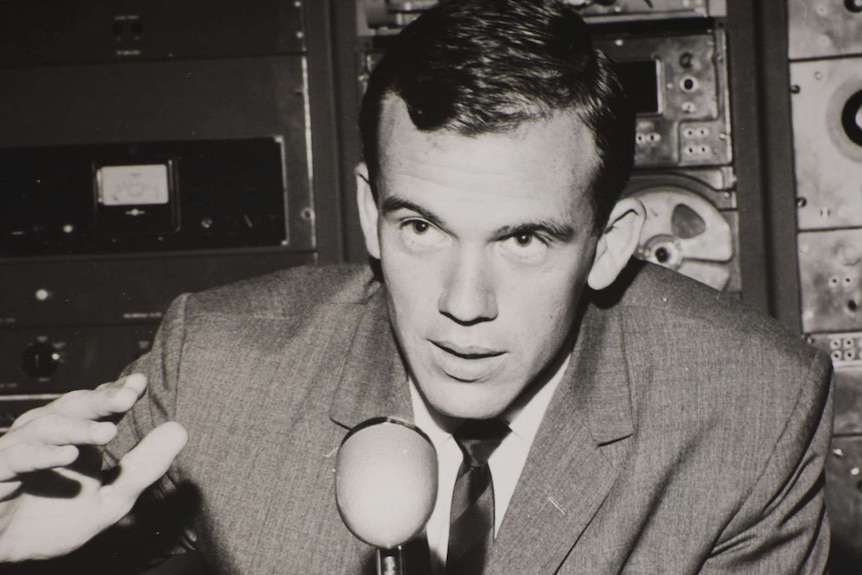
[21, 342, 61, 378]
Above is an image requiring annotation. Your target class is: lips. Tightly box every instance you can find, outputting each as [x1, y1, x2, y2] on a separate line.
[429, 340, 505, 382]
[431, 340, 504, 359]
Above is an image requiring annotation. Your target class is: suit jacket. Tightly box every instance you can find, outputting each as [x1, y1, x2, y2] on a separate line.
[103, 261, 833, 574]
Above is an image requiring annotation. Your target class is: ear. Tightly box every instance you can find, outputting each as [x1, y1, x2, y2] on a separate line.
[587, 197, 646, 290]
[356, 162, 381, 260]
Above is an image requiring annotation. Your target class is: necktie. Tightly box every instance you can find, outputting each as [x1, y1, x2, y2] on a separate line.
[446, 419, 511, 575]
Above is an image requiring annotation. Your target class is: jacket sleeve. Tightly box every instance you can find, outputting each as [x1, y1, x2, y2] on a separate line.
[105, 292, 190, 480]
[99, 293, 203, 570]
[701, 351, 834, 574]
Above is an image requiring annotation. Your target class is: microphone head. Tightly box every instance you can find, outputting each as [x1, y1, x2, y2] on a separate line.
[335, 417, 438, 549]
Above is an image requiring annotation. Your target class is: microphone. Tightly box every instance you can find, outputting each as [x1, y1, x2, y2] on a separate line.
[336, 417, 438, 575]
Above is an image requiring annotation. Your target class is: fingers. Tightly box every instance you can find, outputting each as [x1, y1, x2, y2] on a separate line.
[11, 374, 147, 430]
[7, 416, 117, 447]
[61, 373, 147, 419]
[0, 444, 79, 481]
[0, 375, 147, 483]
[102, 422, 188, 507]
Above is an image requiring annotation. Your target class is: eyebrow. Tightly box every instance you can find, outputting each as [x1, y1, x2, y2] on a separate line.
[495, 221, 576, 243]
[380, 194, 576, 243]
[381, 196, 446, 229]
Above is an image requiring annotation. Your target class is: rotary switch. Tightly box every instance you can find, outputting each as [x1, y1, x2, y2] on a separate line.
[21, 342, 61, 378]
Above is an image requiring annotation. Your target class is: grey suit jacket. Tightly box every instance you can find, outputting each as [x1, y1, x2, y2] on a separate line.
[105, 261, 833, 574]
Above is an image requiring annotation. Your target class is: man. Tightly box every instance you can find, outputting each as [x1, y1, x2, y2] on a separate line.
[0, 0, 833, 573]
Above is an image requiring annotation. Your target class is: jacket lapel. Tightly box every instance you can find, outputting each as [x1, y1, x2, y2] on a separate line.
[328, 285, 414, 430]
[488, 300, 634, 574]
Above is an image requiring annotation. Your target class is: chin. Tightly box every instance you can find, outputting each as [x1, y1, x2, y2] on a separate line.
[423, 379, 513, 420]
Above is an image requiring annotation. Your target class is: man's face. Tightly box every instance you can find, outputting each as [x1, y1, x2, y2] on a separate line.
[364, 98, 602, 420]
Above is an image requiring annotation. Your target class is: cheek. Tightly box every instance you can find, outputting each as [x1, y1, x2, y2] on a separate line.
[504, 270, 582, 339]
[381, 249, 440, 322]
[510, 296, 570, 341]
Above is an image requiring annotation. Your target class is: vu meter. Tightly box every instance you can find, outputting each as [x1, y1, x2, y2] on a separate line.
[94, 160, 179, 236]
[96, 164, 171, 206]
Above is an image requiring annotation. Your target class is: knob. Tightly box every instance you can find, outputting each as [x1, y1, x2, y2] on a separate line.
[842, 90, 862, 146]
[21, 342, 61, 378]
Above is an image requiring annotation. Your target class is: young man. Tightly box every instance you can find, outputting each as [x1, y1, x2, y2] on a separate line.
[0, 0, 832, 573]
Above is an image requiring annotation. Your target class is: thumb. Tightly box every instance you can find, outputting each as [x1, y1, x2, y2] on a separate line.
[102, 422, 188, 509]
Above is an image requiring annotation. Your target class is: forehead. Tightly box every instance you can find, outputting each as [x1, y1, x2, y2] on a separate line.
[376, 97, 599, 217]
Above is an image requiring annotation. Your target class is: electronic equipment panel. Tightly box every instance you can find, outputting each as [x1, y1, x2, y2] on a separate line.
[1, 139, 293, 257]
[787, 0, 862, 60]
[791, 58, 862, 232]
[0, 0, 328, 427]
[567, 0, 726, 21]
[595, 31, 732, 169]
[625, 168, 739, 292]
[594, 28, 739, 292]
[786, 0, 862, 562]
[358, 0, 725, 34]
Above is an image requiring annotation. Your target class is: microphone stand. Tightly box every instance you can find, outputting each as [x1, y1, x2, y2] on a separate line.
[377, 545, 404, 575]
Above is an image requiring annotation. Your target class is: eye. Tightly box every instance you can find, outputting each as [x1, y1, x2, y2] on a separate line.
[409, 220, 430, 234]
[513, 233, 534, 246]
[500, 231, 549, 261]
[399, 218, 447, 251]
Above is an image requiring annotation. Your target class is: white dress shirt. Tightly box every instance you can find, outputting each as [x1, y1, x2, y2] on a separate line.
[408, 354, 570, 574]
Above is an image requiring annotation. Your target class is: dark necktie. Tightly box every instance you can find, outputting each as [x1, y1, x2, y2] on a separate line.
[446, 419, 511, 575]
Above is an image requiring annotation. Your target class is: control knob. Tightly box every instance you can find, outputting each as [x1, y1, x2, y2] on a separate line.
[21, 342, 61, 378]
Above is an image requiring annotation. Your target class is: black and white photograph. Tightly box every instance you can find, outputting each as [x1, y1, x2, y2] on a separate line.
[0, 0, 857, 573]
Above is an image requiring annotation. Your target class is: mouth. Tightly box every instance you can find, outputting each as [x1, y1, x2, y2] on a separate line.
[427, 340, 507, 382]
[430, 340, 505, 360]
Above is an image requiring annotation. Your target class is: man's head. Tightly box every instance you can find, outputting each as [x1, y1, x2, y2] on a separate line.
[359, 0, 635, 234]
[356, 0, 645, 420]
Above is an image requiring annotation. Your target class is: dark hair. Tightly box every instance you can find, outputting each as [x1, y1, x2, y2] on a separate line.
[358, 0, 635, 233]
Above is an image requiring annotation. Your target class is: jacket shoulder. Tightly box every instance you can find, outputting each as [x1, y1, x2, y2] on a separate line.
[604, 262, 831, 436]
[180, 263, 380, 319]
[607, 261, 820, 367]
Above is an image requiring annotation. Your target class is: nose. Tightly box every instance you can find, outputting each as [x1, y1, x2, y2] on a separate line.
[438, 247, 498, 325]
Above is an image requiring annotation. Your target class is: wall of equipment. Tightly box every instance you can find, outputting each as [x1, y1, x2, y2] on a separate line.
[757, 0, 862, 569]
[0, 0, 344, 427]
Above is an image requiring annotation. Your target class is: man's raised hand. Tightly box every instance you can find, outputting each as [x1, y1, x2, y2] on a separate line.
[0, 374, 187, 562]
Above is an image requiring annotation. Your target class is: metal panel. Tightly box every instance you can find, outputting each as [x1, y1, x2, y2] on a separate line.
[787, 0, 862, 60]
[0, 251, 316, 328]
[798, 229, 862, 333]
[827, 435, 862, 568]
[790, 58, 862, 231]
[358, 0, 725, 34]
[0, 0, 304, 67]
[1, 139, 299, 256]
[595, 30, 732, 169]
[0, 324, 158, 395]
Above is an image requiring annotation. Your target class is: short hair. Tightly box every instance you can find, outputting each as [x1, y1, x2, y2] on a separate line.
[358, 0, 635, 234]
